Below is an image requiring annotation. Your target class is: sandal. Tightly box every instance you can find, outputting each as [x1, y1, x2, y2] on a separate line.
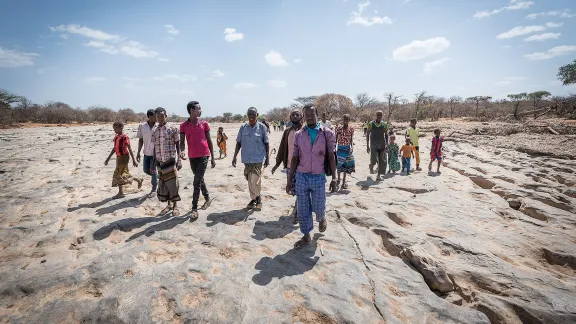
[136, 178, 143, 189]
[113, 194, 125, 199]
[200, 197, 213, 210]
[246, 200, 257, 209]
[160, 205, 172, 215]
[319, 219, 327, 233]
[294, 236, 312, 249]
[342, 183, 348, 190]
[190, 210, 199, 221]
[172, 208, 180, 217]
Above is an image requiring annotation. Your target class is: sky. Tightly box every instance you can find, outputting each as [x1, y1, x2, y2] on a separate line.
[1, 0, 575, 117]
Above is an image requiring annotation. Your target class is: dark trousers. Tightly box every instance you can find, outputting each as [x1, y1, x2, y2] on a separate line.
[189, 156, 209, 209]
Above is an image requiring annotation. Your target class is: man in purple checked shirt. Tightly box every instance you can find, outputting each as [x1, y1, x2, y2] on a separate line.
[287, 104, 337, 249]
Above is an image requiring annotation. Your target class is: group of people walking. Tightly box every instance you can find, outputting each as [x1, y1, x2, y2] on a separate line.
[104, 102, 445, 249]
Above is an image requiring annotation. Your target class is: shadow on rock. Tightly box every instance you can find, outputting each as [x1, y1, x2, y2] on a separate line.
[93, 215, 172, 240]
[67, 196, 117, 212]
[252, 215, 298, 241]
[252, 233, 323, 286]
[94, 196, 147, 216]
[206, 209, 253, 227]
[356, 176, 378, 190]
[125, 215, 191, 242]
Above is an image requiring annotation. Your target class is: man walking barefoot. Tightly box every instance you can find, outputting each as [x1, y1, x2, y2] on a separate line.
[287, 104, 336, 249]
[366, 110, 389, 181]
[232, 107, 270, 210]
[136, 109, 157, 198]
[179, 101, 216, 220]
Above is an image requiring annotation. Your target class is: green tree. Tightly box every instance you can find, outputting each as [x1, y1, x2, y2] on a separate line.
[466, 96, 492, 117]
[507, 93, 527, 119]
[557, 59, 576, 86]
[222, 112, 233, 122]
[527, 91, 551, 108]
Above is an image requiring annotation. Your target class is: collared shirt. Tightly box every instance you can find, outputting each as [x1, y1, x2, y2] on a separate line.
[136, 122, 157, 156]
[180, 119, 211, 158]
[152, 124, 179, 162]
[236, 122, 269, 164]
[293, 125, 335, 175]
[306, 123, 321, 145]
[406, 127, 420, 147]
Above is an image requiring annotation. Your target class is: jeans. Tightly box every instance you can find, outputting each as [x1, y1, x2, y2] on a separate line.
[189, 156, 209, 209]
[402, 157, 411, 173]
[143, 155, 158, 190]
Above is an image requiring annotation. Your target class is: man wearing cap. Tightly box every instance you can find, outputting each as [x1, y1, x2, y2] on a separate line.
[232, 107, 270, 210]
[136, 109, 158, 198]
[180, 101, 216, 220]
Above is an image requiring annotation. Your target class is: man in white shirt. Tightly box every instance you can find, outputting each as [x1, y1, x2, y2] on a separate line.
[136, 109, 158, 197]
[320, 111, 332, 130]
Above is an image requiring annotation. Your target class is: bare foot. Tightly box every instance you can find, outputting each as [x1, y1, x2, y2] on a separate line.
[172, 208, 180, 217]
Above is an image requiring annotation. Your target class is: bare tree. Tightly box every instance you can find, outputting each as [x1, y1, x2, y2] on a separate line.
[414, 91, 427, 118]
[355, 93, 378, 109]
[448, 96, 462, 119]
[384, 93, 402, 123]
[507, 93, 528, 119]
[293, 96, 318, 106]
[314, 93, 354, 120]
[466, 96, 492, 118]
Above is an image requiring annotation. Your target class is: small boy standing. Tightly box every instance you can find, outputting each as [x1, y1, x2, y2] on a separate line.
[406, 119, 421, 171]
[104, 121, 143, 198]
[429, 129, 444, 174]
[399, 138, 414, 175]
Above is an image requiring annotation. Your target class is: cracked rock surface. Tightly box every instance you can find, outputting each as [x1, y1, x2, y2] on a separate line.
[0, 122, 575, 323]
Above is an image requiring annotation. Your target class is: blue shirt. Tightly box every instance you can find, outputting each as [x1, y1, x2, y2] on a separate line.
[236, 122, 269, 164]
[306, 123, 321, 145]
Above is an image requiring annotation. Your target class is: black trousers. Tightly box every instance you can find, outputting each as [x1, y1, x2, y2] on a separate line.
[189, 156, 209, 209]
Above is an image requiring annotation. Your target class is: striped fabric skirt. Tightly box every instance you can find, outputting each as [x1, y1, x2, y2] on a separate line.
[156, 158, 180, 202]
[337, 144, 355, 174]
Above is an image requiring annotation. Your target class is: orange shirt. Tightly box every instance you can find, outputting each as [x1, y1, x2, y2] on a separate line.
[400, 144, 413, 158]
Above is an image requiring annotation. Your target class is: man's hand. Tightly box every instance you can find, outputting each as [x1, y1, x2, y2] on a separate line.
[366, 147, 370, 154]
[136, 153, 141, 163]
[211, 158, 216, 169]
[176, 160, 182, 171]
[232, 157, 237, 168]
[264, 158, 269, 168]
[179, 152, 187, 160]
[133, 161, 138, 167]
[271, 165, 278, 174]
[329, 179, 337, 193]
[104, 159, 109, 166]
[286, 182, 293, 195]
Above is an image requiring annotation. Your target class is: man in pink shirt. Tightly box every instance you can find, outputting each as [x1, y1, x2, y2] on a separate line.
[179, 101, 216, 220]
[287, 104, 336, 249]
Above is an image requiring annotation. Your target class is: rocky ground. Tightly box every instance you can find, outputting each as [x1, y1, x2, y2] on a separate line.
[0, 120, 574, 324]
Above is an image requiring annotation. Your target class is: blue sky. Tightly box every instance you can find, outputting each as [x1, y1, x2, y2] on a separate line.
[1, 0, 575, 117]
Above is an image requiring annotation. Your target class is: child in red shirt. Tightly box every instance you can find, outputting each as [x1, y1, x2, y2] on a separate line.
[105, 122, 142, 198]
[429, 128, 444, 174]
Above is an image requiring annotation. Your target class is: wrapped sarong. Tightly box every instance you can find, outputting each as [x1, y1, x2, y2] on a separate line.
[112, 155, 134, 187]
[156, 158, 180, 202]
[336, 145, 355, 174]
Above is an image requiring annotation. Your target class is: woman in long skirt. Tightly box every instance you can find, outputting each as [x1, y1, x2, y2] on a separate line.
[335, 114, 355, 190]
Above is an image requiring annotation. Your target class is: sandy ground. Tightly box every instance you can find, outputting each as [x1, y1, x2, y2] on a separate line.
[0, 121, 575, 323]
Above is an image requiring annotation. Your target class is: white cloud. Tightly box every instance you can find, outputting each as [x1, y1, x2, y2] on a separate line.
[0, 47, 39, 68]
[50, 24, 122, 41]
[158, 58, 170, 62]
[213, 69, 225, 77]
[474, 0, 534, 19]
[523, 45, 576, 60]
[85, 77, 106, 84]
[85, 41, 119, 54]
[495, 76, 527, 86]
[526, 9, 576, 20]
[152, 74, 197, 82]
[268, 80, 287, 89]
[294, 58, 302, 63]
[233, 82, 257, 89]
[524, 33, 561, 42]
[224, 28, 244, 42]
[120, 41, 158, 58]
[265, 50, 289, 67]
[162, 89, 194, 96]
[50, 24, 158, 59]
[422, 58, 449, 74]
[59, 34, 69, 39]
[497, 22, 562, 39]
[164, 25, 179, 35]
[392, 37, 450, 62]
[348, 1, 393, 26]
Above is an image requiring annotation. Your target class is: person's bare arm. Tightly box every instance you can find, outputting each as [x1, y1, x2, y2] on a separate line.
[232, 142, 241, 167]
[179, 134, 186, 160]
[366, 128, 371, 153]
[287, 156, 299, 194]
[206, 131, 215, 168]
[105, 148, 115, 165]
[175, 139, 182, 171]
[264, 143, 270, 167]
[128, 144, 138, 167]
[137, 138, 143, 162]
